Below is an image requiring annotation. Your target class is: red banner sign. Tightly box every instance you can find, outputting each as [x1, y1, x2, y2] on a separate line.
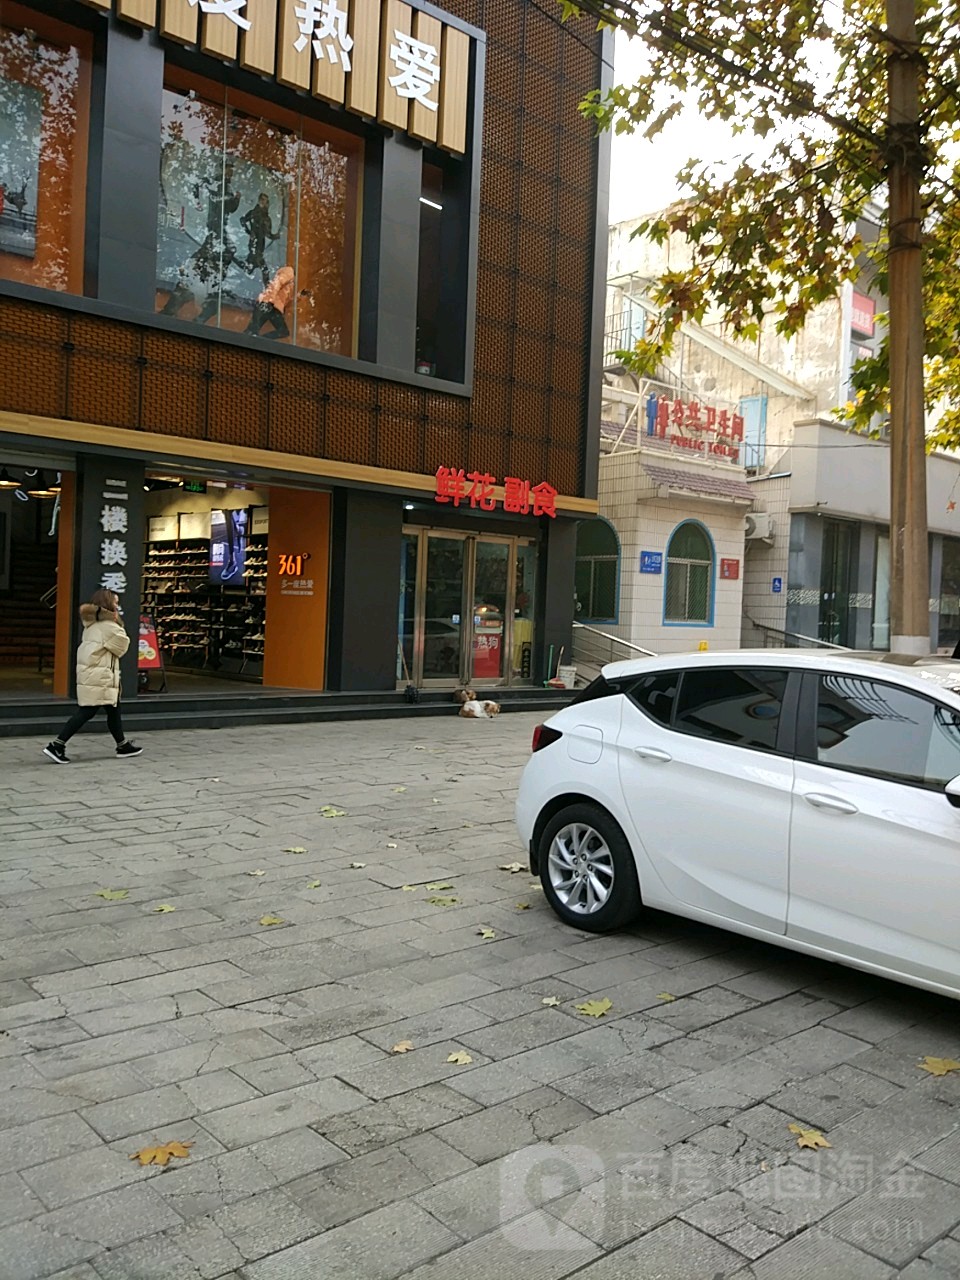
[138, 615, 162, 670]
[652, 397, 743, 460]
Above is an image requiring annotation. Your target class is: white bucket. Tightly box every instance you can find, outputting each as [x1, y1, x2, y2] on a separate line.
[556, 665, 577, 689]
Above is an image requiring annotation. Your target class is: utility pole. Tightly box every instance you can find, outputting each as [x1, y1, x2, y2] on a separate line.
[886, 0, 929, 655]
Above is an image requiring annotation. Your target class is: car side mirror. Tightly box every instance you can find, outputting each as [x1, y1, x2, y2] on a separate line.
[946, 776, 960, 809]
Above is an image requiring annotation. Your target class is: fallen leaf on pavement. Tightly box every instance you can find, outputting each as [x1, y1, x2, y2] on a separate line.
[387, 842, 398, 849]
[575, 998, 613, 1018]
[498, 862, 524, 874]
[284, 846, 308, 854]
[95, 889, 128, 901]
[400, 885, 416, 892]
[152, 905, 176, 913]
[391, 1040, 415, 1054]
[478, 927, 496, 940]
[447, 1051, 472, 1065]
[350, 862, 366, 869]
[463, 823, 475, 829]
[759, 1160, 770, 1173]
[432, 798, 440, 804]
[788, 1123, 831, 1150]
[320, 806, 347, 818]
[515, 902, 531, 911]
[919, 1056, 960, 1077]
[657, 993, 676, 1002]
[306, 881, 322, 889]
[529, 883, 543, 891]
[246, 869, 267, 877]
[427, 896, 459, 907]
[210, 778, 220, 783]
[130, 1139, 194, 1168]
[259, 915, 284, 927]
[415, 745, 426, 750]
[541, 996, 561, 1007]
[425, 883, 454, 892]
[391, 786, 407, 793]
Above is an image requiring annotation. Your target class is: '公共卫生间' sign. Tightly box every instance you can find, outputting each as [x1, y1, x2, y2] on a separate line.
[646, 394, 743, 460]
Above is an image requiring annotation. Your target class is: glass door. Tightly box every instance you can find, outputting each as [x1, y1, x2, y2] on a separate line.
[470, 540, 510, 684]
[421, 535, 466, 683]
[819, 519, 855, 646]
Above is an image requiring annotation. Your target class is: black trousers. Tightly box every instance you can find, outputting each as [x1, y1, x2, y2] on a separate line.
[57, 703, 125, 745]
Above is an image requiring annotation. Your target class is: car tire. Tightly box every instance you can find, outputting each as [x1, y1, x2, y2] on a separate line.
[537, 802, 641, 933]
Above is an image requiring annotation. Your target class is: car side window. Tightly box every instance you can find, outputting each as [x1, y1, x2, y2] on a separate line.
[673, 668, 789, 751]
[626, 672, 679, 726]
[816, 675, 960, 789]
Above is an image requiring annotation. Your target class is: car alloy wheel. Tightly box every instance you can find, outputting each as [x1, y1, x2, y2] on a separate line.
[547, 822, 615, 914]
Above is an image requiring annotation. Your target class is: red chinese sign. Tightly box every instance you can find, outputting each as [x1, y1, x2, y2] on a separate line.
[138, 615, 162, 670]
[435, 469, 558, 518]
[652, 397, 743, 460]
[720, 558, 740, 581]
[851, 292, 876, 337]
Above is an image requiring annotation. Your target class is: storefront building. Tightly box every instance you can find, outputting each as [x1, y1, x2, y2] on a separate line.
[0, 0, 606, 705]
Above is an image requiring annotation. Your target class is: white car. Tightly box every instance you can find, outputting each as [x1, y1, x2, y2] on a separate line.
[516, 650, 960, 1000]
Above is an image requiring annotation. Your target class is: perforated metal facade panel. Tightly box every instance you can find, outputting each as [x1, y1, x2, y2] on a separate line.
[0, 0, 601, 499]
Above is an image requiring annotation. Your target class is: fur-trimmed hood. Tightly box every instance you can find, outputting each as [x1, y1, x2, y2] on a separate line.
[80, 602, 117, 626]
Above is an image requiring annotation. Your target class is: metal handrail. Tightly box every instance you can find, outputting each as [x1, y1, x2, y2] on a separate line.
[744, 615, 849, 651]
[572, 623, 658, 674]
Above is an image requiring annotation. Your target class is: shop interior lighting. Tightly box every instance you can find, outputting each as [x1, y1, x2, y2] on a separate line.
[26, 470, 57, 498]
[0, 467, 19, 489]
[419, 196, 443, 211]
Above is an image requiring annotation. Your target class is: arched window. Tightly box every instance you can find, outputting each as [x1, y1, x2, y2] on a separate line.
[575, 518, 620, 622]
[665, 522, 714, 624]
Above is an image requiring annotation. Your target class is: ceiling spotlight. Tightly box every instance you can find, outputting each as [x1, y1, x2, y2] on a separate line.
[0, 467, 19, 489]
[26, 470, 56, 498]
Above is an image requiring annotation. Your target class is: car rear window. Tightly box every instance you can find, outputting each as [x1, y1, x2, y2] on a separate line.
[570, 675, 621, 706]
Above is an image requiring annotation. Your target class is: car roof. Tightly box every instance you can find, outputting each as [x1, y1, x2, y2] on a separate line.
[600, 649, 960, 699]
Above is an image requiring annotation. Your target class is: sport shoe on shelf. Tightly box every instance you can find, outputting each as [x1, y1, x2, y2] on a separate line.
[43, 742, 70, 764]
[116, 741, 144, 758]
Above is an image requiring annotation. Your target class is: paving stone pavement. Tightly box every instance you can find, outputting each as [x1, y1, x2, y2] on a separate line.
[1, 713, 959, 1279]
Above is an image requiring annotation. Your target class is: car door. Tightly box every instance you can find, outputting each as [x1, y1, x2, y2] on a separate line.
[788, 670, 960, 989]
[617, 665, 796, 934]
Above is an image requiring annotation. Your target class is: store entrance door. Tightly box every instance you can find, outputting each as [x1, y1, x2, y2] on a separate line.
[398, 529, 537, 689]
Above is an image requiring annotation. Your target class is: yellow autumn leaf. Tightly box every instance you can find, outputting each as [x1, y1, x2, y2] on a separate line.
[425, 883, 453, 892]
[320, 806, 347, 818]
[391, 1040, 415, 1054]
[152, 905, 176, 913]
[391, 786, 407, 793]
[575, 998, 613, 1018]
[427, 896, 459, 907]
[788, 1123, 831, 1150]
[259, 915, 284, 927]
[246, 869, 266, 877]
[919, 1056, 960, 1077]
[284, 846, 308, 854]
[541, 996, 561, 1007]
[516, 902, 531, 911]
[95, 889, 128, 901]
[478, 927, 496, 940]
[306, 881, 322, 889]
[129, 1139, 194, 1167]
[657, 992, 676, 1002]
[350, 862, 366, 869]
[498, 862, 524, 874]
[400, 885, 417, 892]
[447, 1051, 472, 1065]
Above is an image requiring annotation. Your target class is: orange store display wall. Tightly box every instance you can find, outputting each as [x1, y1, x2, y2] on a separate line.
[262, 488, 331, 691]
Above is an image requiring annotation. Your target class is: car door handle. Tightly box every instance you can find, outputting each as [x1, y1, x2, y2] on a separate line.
[804, 792, 859, 816]
[634, 746, 672, 763]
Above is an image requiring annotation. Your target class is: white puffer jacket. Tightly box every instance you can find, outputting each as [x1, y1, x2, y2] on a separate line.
[76, 603, 130, 707]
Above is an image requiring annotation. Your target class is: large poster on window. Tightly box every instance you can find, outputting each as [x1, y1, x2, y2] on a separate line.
[157, 143, 289, 319]
[209, 507, 249, 586]
[0, 77, 41, 259]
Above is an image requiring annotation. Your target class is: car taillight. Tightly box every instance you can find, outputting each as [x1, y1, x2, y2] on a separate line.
[532, 724, 562, 753]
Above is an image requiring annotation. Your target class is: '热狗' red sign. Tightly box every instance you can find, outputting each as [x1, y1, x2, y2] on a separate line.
[434, 469, 558, 518]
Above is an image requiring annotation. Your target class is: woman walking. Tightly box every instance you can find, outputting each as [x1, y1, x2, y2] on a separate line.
[43, 589, 143, 763]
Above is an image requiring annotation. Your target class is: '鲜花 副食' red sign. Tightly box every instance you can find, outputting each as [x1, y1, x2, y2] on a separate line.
[434, 469, 558, 518]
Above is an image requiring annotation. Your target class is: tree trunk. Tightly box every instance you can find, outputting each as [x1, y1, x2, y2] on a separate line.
[887, 0, 929, 654]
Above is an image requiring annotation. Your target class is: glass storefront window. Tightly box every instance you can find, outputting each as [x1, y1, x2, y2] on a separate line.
[939, 537, 960, 654]
[873, 532, 890, 650]
[513, 543, 537, 684]
[0, 6, 90, 294]
[156, 72, 361, 355]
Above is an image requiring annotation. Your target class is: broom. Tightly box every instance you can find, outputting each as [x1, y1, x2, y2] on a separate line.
[398, 640, 420, 703]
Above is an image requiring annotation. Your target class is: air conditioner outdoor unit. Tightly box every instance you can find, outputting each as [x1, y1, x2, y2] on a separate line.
[745, 512, 774, 540]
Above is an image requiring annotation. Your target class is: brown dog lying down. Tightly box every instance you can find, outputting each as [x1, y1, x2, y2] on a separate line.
[455, 688, 501, 718]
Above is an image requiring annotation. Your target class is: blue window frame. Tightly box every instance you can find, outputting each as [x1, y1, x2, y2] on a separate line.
[664, 520, 715, 626]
